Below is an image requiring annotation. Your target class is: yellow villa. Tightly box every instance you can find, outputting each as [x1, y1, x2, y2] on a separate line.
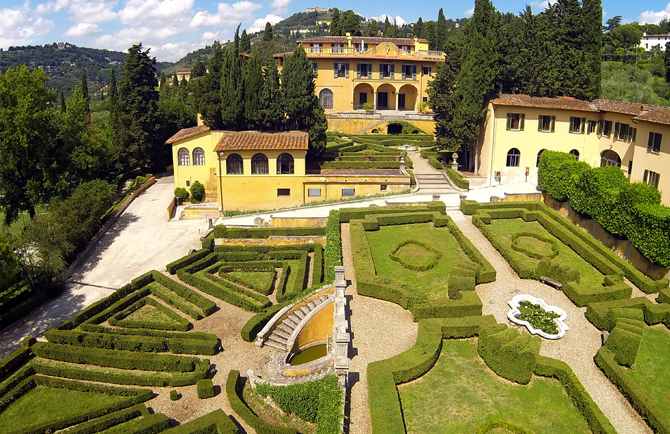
[167, 126, 410, 212]
[472, 94, 670, 205]
[275, 35, 445, 113]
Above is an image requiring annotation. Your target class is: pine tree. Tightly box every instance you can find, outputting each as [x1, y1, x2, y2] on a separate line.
[60, 91, 66, 112]
[240, 30, 251, 53]
[383, 17, 391, 37]
[428, 40, 462, 151]
[582, 0, 602, 100]
[341, 10, 361, 36]
[330, 9, 341, 36]
[436, 8, 448, 51]
[413, 17, 425, 38]
[114, 43, 162, 171]
[221, 27, 243, 130]
[263, 22, 274, 41]
[243, 50, 263, 130]
[191, 60, 206, 78]
[282, 45, 326, 155]
[259, 56, 284, 130]
[195, 41, 225, 129]
[81, 71, 89, 113]
[425, 21, 436, 49]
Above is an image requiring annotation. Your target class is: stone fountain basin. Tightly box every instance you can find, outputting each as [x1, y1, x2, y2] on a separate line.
[507, 294, 568, 340]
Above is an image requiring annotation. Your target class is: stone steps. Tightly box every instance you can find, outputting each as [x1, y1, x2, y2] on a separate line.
[265, 293, 332, 350]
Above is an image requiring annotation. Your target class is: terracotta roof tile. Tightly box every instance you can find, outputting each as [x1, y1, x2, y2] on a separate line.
[592, 99, 656, 115]
[176, 68, 191, 74]
[299, 36, 429, 44]
[215, 131, 309, 151]
[166, 125, 210, 144]
[490, 94, 598, 112]
[634, 107, 670, 126]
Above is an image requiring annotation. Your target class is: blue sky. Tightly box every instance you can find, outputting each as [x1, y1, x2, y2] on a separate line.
[1, 0, 670, 61]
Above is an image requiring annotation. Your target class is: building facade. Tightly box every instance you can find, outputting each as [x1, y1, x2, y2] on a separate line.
[167, 127, 410, 212]
[474, 94, 670, 205]
[641, 32, 670, 51]
[276, 35, 445, 113]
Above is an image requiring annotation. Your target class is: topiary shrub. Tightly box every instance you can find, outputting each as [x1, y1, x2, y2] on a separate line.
[190, 182, 205, 202]
[197, 378, 215, 399]
[170, 390, 180, 401]
[174, 187, 189, 201]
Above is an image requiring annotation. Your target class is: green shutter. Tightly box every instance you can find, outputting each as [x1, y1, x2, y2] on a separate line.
[506, 114, 512, 130]
[412, 65, 417, 80]
[597, 120, 603, 135]
[581, 117, 586, 134]
[569, 117, 574, 132]
[643, 170, 649, 183]
[379, 63, 383, 78]
[357, 63, 361, 78]
[334, 63, 338, 78]
[390, 64, 395, 79]
[401, 65, 406, 80]
[648, 133, 654, 151]
[345, 63, 349, 78]
[520, 114, 525, 131]
[655, 133, 662, 152]
[551, 116, 555, 132]
[368, 64, 372, 77]
[614, 122, 620, 139]
[538, 115, 543, 132]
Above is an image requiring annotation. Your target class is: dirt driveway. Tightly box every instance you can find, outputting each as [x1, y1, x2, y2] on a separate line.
[0, 175, 209, 359]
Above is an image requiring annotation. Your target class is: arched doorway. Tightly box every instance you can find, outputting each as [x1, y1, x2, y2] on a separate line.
[376, 83, 396, 110]
[398, 84, 418, 111]
[600, 150, 621, 167]
[318, 88, 334, 110]
[353, 83, 374, 110]
[536, 149, 546, 167]
[387, 122, 403, 135]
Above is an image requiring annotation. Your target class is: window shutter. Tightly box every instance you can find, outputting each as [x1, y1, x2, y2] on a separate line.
[551, 116, 555, 132]
[520, 114, 525, 131]
[412, 65, 417, 80]
[390, 64, 395, 79]
[538, 115, 543, 132]
[643, 170, 649, 183]
[597, 120, 603, 135]
[506, 114, 512, 131]
[428, 67, 432, 75]
[334, 63, 338, 78]
[656, 133, 662, 152]
[631, 128, 637, 142]
[648, 133, 654, 151]
[569, 117, 574, 131]
[401, 65, 406, 80]
[357, 63, 361, 78]
[656, 174, 661, 188]
[614, 122, 620, 139]
[345, 63, 349, 78]
[379, 63, 383, 78]
[581, 118, 586, 133]
[368, 64, 372, 76]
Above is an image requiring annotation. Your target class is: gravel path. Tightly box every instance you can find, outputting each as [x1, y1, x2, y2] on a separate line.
[448, 210, 651, 434]
[340, 223, 419, 434]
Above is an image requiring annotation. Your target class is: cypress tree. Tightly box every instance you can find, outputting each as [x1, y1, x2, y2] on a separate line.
[383, 17, 391, 37]
[330, 9, 341, 36]
[60, 91, 66, 112]
[221, 27, 243, 130]
[282, 45, 326, 155]
[436, 8, 448, 51]
[582, 0, 602, 100]
[81, 71, 89, 113]
[240, 30, 251, 53]
[114, 43, 162, 171]
[401, 24, 408, 38]
[665, 42, 670, 83]
[553, 0, 589, 99]
[428, 40, 462, 151]
[109, 67, 117, 123]
[425, 21, 436, 49]
[263, 22, 274, 41]
[159, 72, 167, 90]
[195, 41, 225, 129]
[243, 50, 263, 129]
[413, 17, 424, 38]
[391, 21, 398, 38]
[519, 6, 559, 97]
[259, 57, 284, 130]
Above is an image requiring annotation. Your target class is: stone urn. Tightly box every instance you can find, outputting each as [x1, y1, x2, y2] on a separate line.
[451, 152, 459, 171]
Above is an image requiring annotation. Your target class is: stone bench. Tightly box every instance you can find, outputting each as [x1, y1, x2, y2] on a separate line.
[540, 276, 563, 289]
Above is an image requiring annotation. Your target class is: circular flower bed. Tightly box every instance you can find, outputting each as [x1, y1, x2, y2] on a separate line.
[388, 240, 442, 271]
[507, 294, 568, 339]
[511, 232, 559, 260]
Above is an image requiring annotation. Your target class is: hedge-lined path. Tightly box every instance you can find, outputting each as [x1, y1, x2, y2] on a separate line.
[448, 210, 651, 434]
[408, 150, 458, 195]
[340, 223, 419, 434]
[0, 176, 209, 360]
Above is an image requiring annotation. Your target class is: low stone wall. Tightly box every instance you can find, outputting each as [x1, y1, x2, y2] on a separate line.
[502, 192, 542, 202]
[166, 196, 176, 221]
[543, 192, 669, 280]
[270, 216, 327, 227]
[216, 236, 327, 247]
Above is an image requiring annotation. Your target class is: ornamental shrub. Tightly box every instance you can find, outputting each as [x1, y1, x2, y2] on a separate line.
[197, 379, 215, 399]
[428, 156, 444, 169]
[174, 187, 189, 201]
[170, 390, 180, 401]
[324, 210, 342, 283]
[570, 165, 628, 222]
[538, 150, 589, 201]
[190, 181, 205, 202]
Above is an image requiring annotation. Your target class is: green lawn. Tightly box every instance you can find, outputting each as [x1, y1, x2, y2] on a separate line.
[366, 223, 466, 301]
[398, 339, 592, 434]
[125, 304, 179, 325]
[222, 270, 275, 294]
[627, 328, 670, 416]
[0, 386, 126, 431]
[487, 219, 605, 289]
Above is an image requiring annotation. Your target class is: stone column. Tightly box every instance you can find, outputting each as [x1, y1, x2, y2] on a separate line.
[373, 91, 377, 110]
[395, 92, 399, 111]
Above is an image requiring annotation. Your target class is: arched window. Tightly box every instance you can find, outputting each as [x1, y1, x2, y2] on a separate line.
[569, 149, 580, 160]
[276, 153, 294, 174]
[193, 147, 205, 166]
[226, 153, 243, 175]
[536, 149, 546, 167]
[319, 88, 334, 110]
[178, 148, 190, 166]
[600, 150, 621, 167]
[251, 153, 269, 174]
[506, 148, 520, 167]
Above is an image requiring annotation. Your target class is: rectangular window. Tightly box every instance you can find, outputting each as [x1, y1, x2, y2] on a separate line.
[331, 43, 344, 53]
[648, 132, 662, 153]
[311, 62, 318, 76]
[334, 62, 349, 78]
[643, 170, 661, 188]
[422, 66, 432, 75]
[401, 65, 416, 80]
[537, 115, 555, 132]
[380, 185, 387, 191]
[185, 180, 190, 187]
[569, 116, 586, 134]
[615, 122, 631, 141]
[308, 188, 321, 197]
[357, 63, 372, 78]
[277, 188, 291, 197]
[587, 120, 597, 134]
[423, 96, 428, 102]
[342, 188, 355, 197]
[310, 43, 322, 53]
[629, 127, 637, 142]
[506, 113, 524, 131]
[628, 161, 633, 176]
[603, 120, 612, 137]
[380, 64, 393, 78]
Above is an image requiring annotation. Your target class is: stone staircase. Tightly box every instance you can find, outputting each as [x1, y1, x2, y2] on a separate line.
[264, 294, 331, 350]
[415, 173, 457, 194]
[355, 120, 386, 135]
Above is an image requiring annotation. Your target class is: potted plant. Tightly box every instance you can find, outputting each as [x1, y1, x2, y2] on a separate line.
[363, 102, 374, 113]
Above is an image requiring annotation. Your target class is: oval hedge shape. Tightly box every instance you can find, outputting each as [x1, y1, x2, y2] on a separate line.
[388, 240, 443, 271]
[511, 232, 559, 260]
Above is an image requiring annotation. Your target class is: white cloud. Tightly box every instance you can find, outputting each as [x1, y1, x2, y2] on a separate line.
[34, 0, 70, 15]
[148, 41, 201, 61]
[640, 4, 670, 24]
[0, 3, 55, 48]
[529, 0, 557, 13]
[118, 0, 193, 25]
[270, 0, 289, 14]
[68, 0, 118, 23]
[190, 1, 262, 28]
[464, 8, 474, 16]
[64, 22, 101, 36]
[248, 13, 282, 32]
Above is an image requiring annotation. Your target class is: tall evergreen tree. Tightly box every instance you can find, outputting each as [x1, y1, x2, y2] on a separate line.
[282, 45, 326, 155]
[159, 72, 167, 90]
[518, 6, 560, 97]
[383, 17, 391, 37]
[109, 67, 117, 124]
[428, 40, 463, 151]
[425, 21, 436, 49]
[81, 71, 89, 113]
[60, 91, 66, 112]
[496, 12, 524, 93]
[243, 50, 263, 130]
[221, 27, 243, 130]
[582, 0, 602, 100]
[263, 22, 274, 41]
[259, 56, 284, 130]
[363, 20, 379, 37]
[665, 42, 670, 83]
[240, 30, 251, 53]
[401, 24, 408, 38]
[413, 17, 425, 38]
[114, 43, 162, 171]
[390, 21, 398, 38]
[330, 9, 341, 36]
[341, 10, 361, 36]
[436, 8, 448, 51]
[195, 41, 225, 129]
[191, 60, 206, 78]
[553, 0, 590, 99]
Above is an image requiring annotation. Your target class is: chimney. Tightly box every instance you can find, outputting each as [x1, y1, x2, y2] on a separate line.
[346, 32, 352, 48]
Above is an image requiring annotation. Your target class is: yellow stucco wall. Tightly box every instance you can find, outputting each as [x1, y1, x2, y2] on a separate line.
[326, 118, 436, 135]
[295, 302, 334, 349]
[631, 119, 670, 206]
[171, 130, 223, 202]
[303, 175, 409, 202]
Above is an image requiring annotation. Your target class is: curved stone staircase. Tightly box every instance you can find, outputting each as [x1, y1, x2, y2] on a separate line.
[265, 294, 331, 350]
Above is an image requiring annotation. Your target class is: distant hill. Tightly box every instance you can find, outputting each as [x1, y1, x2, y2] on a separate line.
[0, 43, 173, 95]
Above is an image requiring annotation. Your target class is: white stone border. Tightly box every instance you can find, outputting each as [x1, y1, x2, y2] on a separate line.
[507, 294, 569, 340]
